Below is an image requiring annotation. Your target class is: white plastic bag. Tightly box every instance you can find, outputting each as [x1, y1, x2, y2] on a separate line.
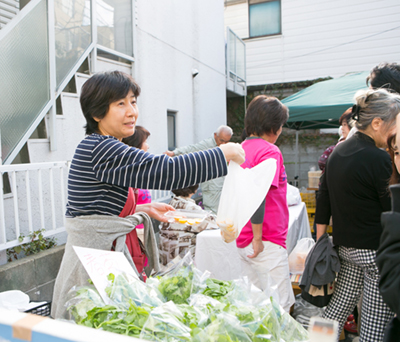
[217, 159, 277, 243]
[0, 290, 29, 311]
[288, 238, 315, 274]
[287, 184, 301, 206]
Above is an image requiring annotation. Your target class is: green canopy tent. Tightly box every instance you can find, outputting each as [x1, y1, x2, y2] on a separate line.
[283, 71, 370, 130]
[281, 71, 370, 183]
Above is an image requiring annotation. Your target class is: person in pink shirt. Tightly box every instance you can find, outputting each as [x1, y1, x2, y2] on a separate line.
[237, 95, 295, 312]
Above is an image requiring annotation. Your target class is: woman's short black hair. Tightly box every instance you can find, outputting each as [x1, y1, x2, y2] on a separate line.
[80, 71, 141, 135]
[122, 126, 150, 149]
[172, 184, 199, 198]
[367, 63, 400, 94]
[245, 95, 289, 136]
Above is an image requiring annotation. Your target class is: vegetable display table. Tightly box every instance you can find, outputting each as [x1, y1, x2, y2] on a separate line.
[195, 201, 310, 280]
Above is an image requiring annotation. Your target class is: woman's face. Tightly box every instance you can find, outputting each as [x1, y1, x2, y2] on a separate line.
[393, 145, 400, 174]
[95, 90, 138, 140]
[394, 115, 400, 173]
[341, 120, 350, 139]
[141, 139, 149, 152]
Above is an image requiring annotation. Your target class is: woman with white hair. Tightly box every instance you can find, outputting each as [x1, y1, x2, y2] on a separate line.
[315, 88, 400, 341]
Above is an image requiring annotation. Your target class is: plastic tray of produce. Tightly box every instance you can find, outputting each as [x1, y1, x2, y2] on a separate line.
[164, 209, 207, 225]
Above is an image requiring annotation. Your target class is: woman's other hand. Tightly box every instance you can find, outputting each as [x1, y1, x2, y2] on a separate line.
[248, 238, 264, 258]
[219, 142, 245, 165]
[136, 203, 175, 222]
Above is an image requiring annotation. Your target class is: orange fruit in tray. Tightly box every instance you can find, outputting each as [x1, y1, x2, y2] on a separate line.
[187, 219, 196, 225]
[174, 216, 182, 222]
[194, 219, 202, 224]
[178, 218, 187, 224]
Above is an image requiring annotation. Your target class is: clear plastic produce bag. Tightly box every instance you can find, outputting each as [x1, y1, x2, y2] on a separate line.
[156, 253, 195, 305]
[175, 303, 209, 329]
[140, 302, 192, 341]
[106, 272, 164, 309]
[65, 285, 104, 322]
[288, 238, 316, 275]
[291, 294, 325, 329]
[217, 160, 277, 243]
[192, 312, 253, 342]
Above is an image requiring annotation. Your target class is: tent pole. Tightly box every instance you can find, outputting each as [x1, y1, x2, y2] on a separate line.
[295, 130, 299, 186]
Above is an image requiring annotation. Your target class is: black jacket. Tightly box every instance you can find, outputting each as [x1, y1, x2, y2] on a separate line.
[376, 184, 400, 342]
[316, 132, 391, 250]
[300, 233, 340, 307]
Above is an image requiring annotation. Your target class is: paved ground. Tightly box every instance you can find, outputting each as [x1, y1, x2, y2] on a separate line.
[343, 332, 359, 342]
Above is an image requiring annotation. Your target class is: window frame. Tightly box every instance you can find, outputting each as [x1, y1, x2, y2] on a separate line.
[248, 0, 282, 39]
[167, 111, 177, 151]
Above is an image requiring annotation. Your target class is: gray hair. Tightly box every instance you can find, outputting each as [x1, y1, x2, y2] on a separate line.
[215, 125, 233, 136]
[353, 88, 400, 131]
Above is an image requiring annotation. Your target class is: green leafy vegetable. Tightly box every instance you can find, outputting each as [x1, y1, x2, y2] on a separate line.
[77, 301, 149, 338]
[67, 268, 309, 341]
[201, 278, 232, 300]
[158, 271, 193, 304]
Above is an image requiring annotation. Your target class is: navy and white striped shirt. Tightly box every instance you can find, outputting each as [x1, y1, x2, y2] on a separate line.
[66, 134, 228, 217]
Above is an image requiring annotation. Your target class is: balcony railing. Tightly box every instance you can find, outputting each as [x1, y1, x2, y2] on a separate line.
[0, 161, 69, 251]
[0, 161, 172, 252]
[226, 27, 246, 96]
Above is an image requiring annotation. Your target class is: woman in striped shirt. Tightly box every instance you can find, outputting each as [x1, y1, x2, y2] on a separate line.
[66, 71, 244, 218]
[52, 71, 244, 319]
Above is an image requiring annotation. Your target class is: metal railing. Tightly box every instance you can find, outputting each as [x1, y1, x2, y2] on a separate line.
[226, 26, 247, 96]
[0, 0, 135, 165]
[0, 161, 70, 251]
[0, 161, 172, 252]
[0, 0, 19, 29]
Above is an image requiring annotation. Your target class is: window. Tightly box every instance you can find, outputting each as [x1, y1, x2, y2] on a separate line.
[167, 111, 177, 151]
[249, 0, 281, 38]
[225, 0, 246, 5]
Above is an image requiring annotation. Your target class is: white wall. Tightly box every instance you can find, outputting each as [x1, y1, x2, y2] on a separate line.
[224, 0, 400, 86]
[134, 0, 228, 153]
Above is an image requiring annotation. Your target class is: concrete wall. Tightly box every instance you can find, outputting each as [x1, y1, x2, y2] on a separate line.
[279, 131, 338, 188]
[224, 0, 400, 86]
[0, 245, 64, 302]
[281, 143, 326, 189]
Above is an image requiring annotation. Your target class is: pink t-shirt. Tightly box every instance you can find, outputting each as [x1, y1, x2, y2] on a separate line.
[236, 138, 289, 249]
[135, 189, 152, 229]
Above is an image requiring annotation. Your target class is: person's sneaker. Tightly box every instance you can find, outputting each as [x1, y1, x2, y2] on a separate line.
[344, 321, 358, 334]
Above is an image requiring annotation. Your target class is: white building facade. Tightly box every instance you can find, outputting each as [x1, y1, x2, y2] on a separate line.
[224, 0, 400, 86]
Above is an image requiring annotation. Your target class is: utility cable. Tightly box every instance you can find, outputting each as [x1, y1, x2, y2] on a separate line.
[136, 26, 226, 77]
[248, 25, 400, 70]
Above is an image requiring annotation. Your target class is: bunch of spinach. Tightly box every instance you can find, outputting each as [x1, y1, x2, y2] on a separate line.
[201, 278, 233, 300]
[67, 286, 105, 324]
[140, 304, 192, 341]
[67, 268, 309, 342]
[79, 301, 150, 338]
[158, 270, 194, 304]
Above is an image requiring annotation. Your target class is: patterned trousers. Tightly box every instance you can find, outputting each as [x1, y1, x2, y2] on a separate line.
[323, 246, 394, 342]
